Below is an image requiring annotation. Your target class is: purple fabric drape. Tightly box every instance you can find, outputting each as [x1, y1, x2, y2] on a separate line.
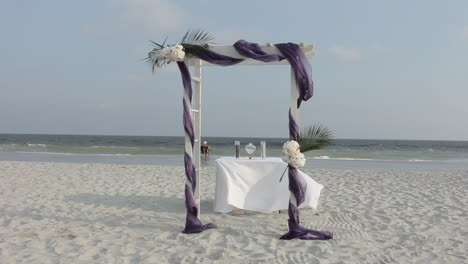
[184, 185, 216, 233]
[275, 43, 314, 108]
[178, 59, 193, 99]
[232, 41, 314, 108]
[288, 109, 300, 142]
[184, 152, 197, 190]
[278, 43, 332, 240]
[288, 167, 306, 205]
[280, 145, 333, 240]
[180, 62, 195, 146]
[183, 44, 243, 66]
[233, 40, 284, 62]
[177, 51, 242, 234]
[183, 100, 195, 147]
[279, 167, 332, 240]
[177, 61, 216, 234]
[280, 204, 333, 240]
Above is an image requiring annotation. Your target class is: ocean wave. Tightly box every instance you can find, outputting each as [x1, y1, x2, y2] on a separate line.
[0, 144, 182, 155]
[312, 156, 440, 162]
[94, 153, 132, 156]
[312, 156, 374, 161]
[27, 143, 47, 147]
[408, 159, 435, 162]
[15, 151, 134, 157]
[313, 156, 330, 159]
[16, 151, 74, 155]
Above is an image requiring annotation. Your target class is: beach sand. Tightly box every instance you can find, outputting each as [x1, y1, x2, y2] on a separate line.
[0, 161, 466, 263]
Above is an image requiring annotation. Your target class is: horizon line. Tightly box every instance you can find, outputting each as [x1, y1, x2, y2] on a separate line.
[0, 132, 467, 142]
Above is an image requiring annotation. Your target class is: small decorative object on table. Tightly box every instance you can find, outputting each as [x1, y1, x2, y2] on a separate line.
[245, 143, 256, 159]
[235, 141, 240, 158]
[260, 141, 266, 158]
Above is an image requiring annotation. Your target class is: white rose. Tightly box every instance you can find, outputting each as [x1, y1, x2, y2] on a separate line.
[169, 47, 185, 61]
[160, 47, 171, 58]
[289, 152, 306, 168]
[283, 140, 300, 156]
[174, 44, 184, 50]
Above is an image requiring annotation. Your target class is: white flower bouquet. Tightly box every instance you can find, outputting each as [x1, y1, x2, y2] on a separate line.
[283, 140, 306, 168]
[160, 44, 185, 62]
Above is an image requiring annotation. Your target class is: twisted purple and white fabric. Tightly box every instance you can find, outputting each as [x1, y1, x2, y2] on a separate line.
[178, 61, 216, 233]
[233, 40, 283, 62]
[276, 43, 332, 240]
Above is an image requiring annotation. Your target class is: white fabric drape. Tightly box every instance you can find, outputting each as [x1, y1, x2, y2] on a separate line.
[214, 157, 323, 214]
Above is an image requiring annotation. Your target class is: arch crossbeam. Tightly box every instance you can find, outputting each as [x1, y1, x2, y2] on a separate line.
[187, 44, 314, 67]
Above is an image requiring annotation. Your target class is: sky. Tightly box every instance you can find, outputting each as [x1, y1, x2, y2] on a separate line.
[1, 0, 467, 140]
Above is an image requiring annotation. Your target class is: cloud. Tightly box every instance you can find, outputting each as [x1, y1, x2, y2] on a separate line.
[329, 46, 362, 62]
[83, 0, 185, 37]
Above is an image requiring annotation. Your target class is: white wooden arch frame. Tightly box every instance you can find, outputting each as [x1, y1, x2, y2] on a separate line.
[184, 43, 314, 217]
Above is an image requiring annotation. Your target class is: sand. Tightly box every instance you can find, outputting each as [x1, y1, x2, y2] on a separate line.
[0, 161, 466, 263]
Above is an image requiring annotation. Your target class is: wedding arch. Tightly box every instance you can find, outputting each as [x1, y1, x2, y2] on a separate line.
[146, 30, 332, 240]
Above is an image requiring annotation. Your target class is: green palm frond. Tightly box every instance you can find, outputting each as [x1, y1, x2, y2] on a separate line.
[298, 124, 333, 152]
[145, 48, 167, 73]
[180, 29, 214, 46]
[145, 36, 170, 72]
[150, 35, 168, 48]
[145, 29, 214, 72]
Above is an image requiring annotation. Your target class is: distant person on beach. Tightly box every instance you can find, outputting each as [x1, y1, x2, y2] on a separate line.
[201, 141, 211, 159]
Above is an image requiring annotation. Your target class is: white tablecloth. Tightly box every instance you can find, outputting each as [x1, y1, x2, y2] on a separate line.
[214, 157, 323, 213]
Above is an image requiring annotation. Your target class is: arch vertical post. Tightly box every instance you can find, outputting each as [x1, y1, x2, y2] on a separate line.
[179, 59, 215, 234]
[290, 67, 299, 128]
[281, 64, 332, 240]
[192, 59, 202, 218]
[289, 65, 300, 211]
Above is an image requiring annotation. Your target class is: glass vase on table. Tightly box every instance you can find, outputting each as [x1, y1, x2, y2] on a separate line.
[245, 143, 256, 159]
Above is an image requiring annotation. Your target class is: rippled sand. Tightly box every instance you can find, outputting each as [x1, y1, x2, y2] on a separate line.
[0, 161, 466, 263]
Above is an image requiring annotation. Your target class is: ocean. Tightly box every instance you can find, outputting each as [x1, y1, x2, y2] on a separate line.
[1, 134, 468, 171]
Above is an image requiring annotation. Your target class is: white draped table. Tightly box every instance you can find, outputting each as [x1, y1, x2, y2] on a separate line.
[214, 157, 323, 213]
